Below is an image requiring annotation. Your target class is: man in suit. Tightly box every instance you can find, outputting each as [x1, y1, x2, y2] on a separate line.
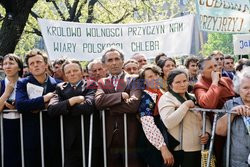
[48, 60, 102, 167]
[95, 48, 145, 167]
[15, 49, 61, 167]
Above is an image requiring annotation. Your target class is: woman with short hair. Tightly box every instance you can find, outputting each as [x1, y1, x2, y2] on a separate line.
[158, 69, 211, 167]
[0, 53, 23, 167]
[216, 67, 250, 167]
[137, 64, 176, 167]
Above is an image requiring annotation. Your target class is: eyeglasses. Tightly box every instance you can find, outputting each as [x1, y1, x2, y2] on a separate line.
[225, 62, 234, 65]
[215, 57, 224, 61]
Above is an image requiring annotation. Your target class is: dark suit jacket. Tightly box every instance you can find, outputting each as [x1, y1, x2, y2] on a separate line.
[15, 75, 61, 167]
[95, 72, 142, 148]
[48, 79, 98, 150]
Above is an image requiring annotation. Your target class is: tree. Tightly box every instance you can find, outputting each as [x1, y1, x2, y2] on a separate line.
[201, 33, 233, 56]
[0, 0, 38, 56]
[0, 0, 196, 56]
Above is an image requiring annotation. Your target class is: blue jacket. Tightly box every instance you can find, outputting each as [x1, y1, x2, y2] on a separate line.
[15, 75, 62, 167]
[16, 75, 60, 112]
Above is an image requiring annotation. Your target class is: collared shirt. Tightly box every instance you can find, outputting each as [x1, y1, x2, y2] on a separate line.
[4, 77, 20, 119]
[70, 80, 83, 89]
[108, 72, 123, 91]
[222, 69, 235, 80]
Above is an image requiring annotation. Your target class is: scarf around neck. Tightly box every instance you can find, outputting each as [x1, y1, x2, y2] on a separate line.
[168, 89, 195, 104]
[145, 87, 164, 116]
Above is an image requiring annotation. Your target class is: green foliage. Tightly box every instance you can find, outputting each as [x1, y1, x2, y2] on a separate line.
[201, 33, 233, 56]
[0, 0, 196, 57]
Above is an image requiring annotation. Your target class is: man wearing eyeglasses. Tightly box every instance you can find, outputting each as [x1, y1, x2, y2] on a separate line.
[211, 50, 225, 73]
[222, 55, 235, 80]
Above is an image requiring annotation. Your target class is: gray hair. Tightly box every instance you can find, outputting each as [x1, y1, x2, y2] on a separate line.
[198, 56, 212, 73]
[87, 59, 103, 71]
[101, 47, 124, 64]
[233, 66, 250, 94]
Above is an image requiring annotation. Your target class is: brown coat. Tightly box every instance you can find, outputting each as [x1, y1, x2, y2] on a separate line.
[95, 72, 144, 167]
[95, 72, 141, 145]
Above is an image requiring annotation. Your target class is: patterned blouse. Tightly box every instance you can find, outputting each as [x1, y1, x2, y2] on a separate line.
[138, 90, 165, 150]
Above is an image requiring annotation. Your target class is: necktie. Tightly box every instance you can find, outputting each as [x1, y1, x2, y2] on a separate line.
[112, 76, 118, 91]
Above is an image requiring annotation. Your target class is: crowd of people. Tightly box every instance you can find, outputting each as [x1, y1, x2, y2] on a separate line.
[0, 48, 250, 167]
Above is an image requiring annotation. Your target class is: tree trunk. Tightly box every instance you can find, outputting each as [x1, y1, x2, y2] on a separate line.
[0, 0, 38, 56]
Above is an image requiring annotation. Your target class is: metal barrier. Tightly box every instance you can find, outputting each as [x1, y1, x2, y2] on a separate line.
[0, 108, 240, 167]
[101, 111, 128, 167]
[191, 108, 237, 167]
[0, 110, 93, 167]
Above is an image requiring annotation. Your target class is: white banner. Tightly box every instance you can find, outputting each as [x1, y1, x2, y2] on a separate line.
[196, 0, 250, 33]
[233, 34, 250, 55]
[38, 15, 194, 61]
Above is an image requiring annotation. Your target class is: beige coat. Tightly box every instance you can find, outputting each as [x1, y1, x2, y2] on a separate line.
[158, 92, 211, 152]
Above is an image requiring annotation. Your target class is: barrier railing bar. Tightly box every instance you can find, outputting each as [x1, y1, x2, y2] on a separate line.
[101, 110, 107, 167]
[206, 113, 218, 167]
[0, 113, 4, 167]
[39, 111, 45, 167]
[226, 112, 231, 167]
[124, 113, 128, 167]
[190, 108, 237, 114]
[60, 115, 64, 166]
[88, 114, 93, 167]
[81, 115, 86, 167]
[201, 111, 206, 167]
[20, 114, 25, 167]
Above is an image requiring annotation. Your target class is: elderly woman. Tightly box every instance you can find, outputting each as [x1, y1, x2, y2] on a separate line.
[193, 56, 235, 167]
[137, 64, 176, 167]
[0, 54, 23, 167]
[158, 69, 211, 167]
[216, 67, 250, 167]
[156, 57, 176, 92]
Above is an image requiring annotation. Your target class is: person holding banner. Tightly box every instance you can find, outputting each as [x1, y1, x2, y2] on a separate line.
[15, 49, 61, 167]
[95, 48, 145, 167]
[216, 67, 250, 167]
[0, 54, 23, 167]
